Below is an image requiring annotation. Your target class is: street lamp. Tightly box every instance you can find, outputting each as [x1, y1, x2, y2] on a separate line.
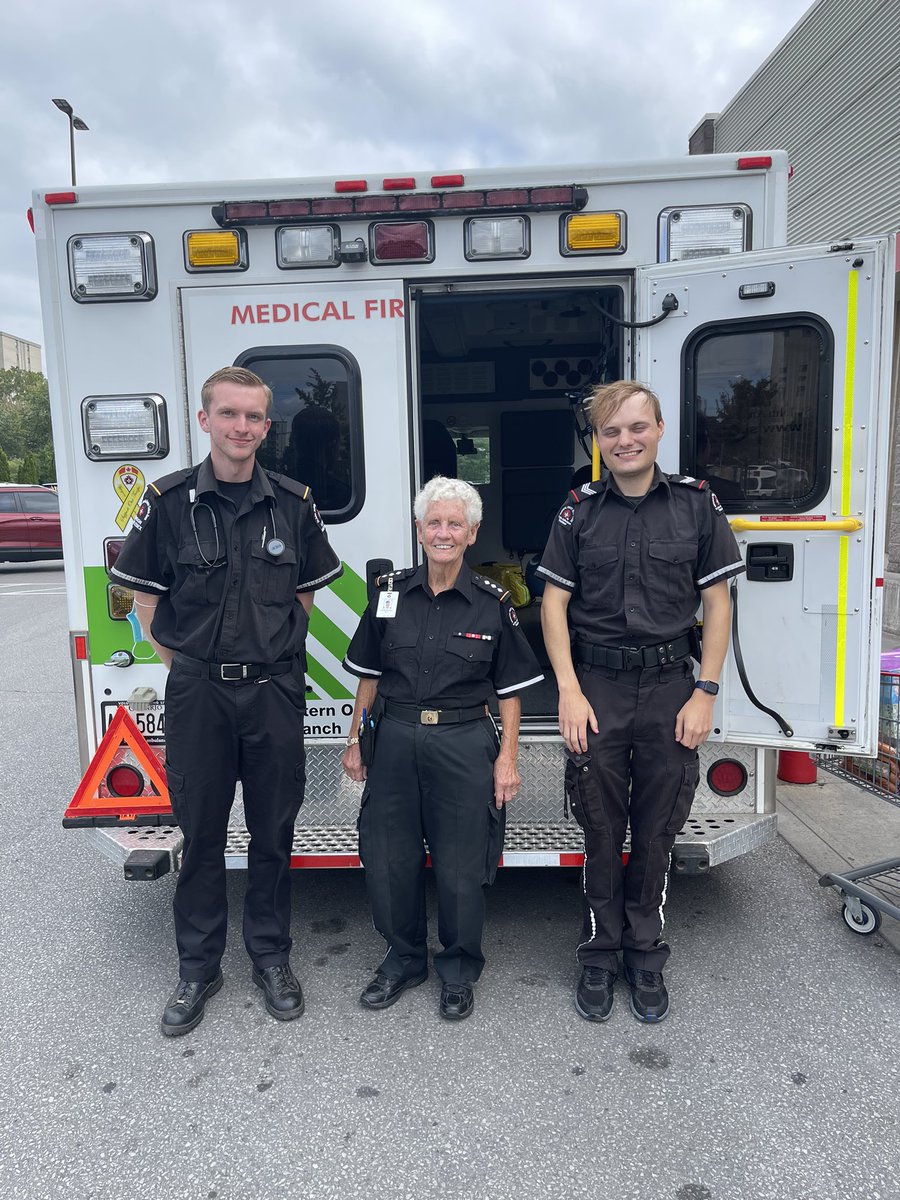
[51, 98, 89, 187]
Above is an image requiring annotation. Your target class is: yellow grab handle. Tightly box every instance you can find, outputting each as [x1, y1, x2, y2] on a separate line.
[729, 518, 863, 532]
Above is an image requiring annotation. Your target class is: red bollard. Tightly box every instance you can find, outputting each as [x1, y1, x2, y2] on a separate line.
[777, 749, 818, 784]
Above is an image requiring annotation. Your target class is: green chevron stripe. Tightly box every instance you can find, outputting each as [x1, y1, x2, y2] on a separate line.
[305, 654, 353, 700]
[307, 606, 351, 663]
[330, 561, 368, 616]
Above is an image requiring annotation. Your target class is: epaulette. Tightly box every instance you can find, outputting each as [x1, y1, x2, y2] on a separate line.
[667, 474, 710, 491]
[568, 480, 603, 503]
[147, 467, 194, 497]
[265, 471, 311, 500]
[472, 572, 511, 603]
[374, 567, 417, 588]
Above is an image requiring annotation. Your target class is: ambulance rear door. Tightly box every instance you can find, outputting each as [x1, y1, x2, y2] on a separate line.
[635, 238, 895, 753]
[180, 281, 412, 729]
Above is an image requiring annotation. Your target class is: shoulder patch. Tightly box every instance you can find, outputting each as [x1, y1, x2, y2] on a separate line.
[667, 474, 710, 492]
[472, 573, 511, 603]
[374, 567, 417, 588]
[148, 467, 193, 497]
[265, 471, 311, 500]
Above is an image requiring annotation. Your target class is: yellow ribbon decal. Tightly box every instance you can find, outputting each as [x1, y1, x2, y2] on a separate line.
[113, 464, 146, 531]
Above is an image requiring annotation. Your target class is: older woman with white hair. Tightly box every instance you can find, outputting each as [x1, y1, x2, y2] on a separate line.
[341, 476, 543, 1021]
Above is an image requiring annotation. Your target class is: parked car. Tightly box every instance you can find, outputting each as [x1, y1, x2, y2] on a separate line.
[0, 484, 63, 562]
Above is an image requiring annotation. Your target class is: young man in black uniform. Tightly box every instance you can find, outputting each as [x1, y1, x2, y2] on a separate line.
[111, 366, 342, 1036]
[538, 380, 745, 1023]
[340, 477, 543, 1021]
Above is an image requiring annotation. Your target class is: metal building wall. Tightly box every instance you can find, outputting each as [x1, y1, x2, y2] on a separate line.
[712, 0, 900, 245]
[701, 0, 900, 612]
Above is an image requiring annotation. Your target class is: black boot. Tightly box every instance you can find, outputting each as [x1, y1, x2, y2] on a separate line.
[160, 970, 224, 1037]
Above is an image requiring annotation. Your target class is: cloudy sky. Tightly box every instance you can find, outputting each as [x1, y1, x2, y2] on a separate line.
[2, 0, 814, 353]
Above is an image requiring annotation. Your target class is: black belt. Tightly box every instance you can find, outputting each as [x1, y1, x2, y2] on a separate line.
[574, 634, 694, 671]
[174, 652, 294, 682]
[383, 700, 488, 726]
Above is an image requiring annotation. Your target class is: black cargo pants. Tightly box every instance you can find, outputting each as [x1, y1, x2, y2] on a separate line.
[163, 656, 307, 981]
[358, 714, 505, 985]
[565, 659, 700, 974]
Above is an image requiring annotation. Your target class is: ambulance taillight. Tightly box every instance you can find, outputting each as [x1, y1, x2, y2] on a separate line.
[106, 764, 144, 798]
[465, 216, 529, 261]
[82, 395, 168, 460]
[277, 226, 340, 269]
[67, 233, 157, 302]
[658, 205, 751, 262]
[371, 221, 433, 263]
[706, 759, 748, 797]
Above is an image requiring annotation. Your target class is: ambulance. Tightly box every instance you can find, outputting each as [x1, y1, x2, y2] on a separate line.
[30, 151, 895, 881]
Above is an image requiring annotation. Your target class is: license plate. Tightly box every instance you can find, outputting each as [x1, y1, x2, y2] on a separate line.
[101, 700, 166, 744]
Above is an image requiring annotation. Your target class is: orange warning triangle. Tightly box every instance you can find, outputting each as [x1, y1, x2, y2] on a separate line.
[64, 706, 173, 821]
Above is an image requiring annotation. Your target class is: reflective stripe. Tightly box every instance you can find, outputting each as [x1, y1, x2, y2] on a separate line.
[535, 565, 576, 590]
[297, 563, 342, 590]
[496, 673, 544, 696]
[343, 656, 381, 678]
[109, 567, 167, 593]
[697, 559, 744, 587]
[835, 268, 859, 726]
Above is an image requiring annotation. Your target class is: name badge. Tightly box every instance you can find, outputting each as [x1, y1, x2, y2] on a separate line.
[376, 590, 399, 619]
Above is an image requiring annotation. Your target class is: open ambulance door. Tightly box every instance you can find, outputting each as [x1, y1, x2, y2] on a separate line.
[180, 280, 412, 727]
[635, 239, 895, 754]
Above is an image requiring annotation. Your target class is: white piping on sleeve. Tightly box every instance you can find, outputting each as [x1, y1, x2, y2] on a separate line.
[495, 673, 544, 695]
[109, 567, 167, 593]
[535, 565, 576, 589]
[343, 656, 382, 678]
[697, 559, 744, 587]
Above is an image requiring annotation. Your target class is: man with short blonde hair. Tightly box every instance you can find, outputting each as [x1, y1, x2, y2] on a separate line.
[539, 381, 744, 1024]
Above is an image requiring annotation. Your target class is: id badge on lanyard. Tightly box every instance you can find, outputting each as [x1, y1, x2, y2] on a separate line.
[376, 579, 399, 619]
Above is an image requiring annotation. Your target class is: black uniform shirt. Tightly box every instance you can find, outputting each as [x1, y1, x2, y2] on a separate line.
[537, 467, 745, 645]
[110, 456, 342, 662]
[343, 562, 544, 708]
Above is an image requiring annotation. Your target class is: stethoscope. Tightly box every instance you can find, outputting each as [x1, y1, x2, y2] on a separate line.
[188, 488, 285, 567]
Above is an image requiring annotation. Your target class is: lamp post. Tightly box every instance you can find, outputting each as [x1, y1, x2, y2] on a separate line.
[51, 98, 89, 187]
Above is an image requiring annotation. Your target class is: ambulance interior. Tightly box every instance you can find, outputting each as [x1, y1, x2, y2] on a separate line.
[416, 285, 625, 718]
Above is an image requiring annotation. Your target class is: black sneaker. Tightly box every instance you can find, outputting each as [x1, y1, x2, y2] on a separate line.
[252, 963, 305, 1021]
[574, 966, 616, 1022]
[623, 965, 669, 1022]
[160, 970, 223, 1037]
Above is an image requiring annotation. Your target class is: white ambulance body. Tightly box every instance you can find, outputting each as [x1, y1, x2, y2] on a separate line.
[31, 152, 895, 879]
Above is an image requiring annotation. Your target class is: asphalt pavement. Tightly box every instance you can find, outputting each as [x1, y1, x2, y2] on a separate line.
[2, 563, 899, 1200]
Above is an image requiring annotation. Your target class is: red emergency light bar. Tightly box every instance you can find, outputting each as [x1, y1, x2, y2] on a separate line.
[212, 185, 587, 227]
[335, 179, 368, 192]
[383, 177, 415, 190]
[737, 156, 772, 170]
[431, 174, 464, 187]
[45, 192, 77, 205]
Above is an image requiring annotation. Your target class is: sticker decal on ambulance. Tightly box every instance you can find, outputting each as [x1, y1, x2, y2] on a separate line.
[113, 465, 146, 531]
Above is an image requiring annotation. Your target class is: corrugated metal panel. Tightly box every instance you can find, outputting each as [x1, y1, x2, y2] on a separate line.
[711, 0, 900, 244]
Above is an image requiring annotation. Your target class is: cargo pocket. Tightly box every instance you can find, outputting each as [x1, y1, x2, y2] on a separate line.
[564, 752, 604, 830]
[164, 766, 189, 836]
[640, 757, 701, 906]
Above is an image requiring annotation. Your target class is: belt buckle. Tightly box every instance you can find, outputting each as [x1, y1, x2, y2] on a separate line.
[622, 646, 642, 670]
[420, 709, 439, 725]
[220, 663, 246, 681]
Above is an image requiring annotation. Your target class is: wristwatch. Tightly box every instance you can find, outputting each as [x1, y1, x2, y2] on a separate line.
[694, 680, 719, 695]
[346, 736, 360, 746]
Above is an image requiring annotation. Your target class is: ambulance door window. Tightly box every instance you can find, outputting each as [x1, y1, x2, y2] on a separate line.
[682, 316, 833, 512]
[236, 346, 363, 522]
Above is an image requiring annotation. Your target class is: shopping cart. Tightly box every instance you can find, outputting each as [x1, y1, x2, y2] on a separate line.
[818, 858, 900, 935]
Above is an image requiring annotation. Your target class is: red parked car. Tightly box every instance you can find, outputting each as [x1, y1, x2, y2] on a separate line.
[0, 484, 63, 562]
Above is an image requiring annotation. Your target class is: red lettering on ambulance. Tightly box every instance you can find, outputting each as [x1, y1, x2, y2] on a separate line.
[389, 299, 404, 319]
[302, 302, 320, 321]
[364, 299, 379, 319]
[256, 305, 271, 323]
[273, 304, 291, 322]
[341, 301, 355, 320]
[232, 305, 255, 325]
[321, 301, 340, 320]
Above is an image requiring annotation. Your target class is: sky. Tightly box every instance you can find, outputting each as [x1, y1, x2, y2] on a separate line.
[1, 0, 816, 354]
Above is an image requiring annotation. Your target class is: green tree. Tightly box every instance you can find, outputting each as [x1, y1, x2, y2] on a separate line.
[17, 452, 39, 484]
[0, 369, 51, 457]
[0, 445, 10, 481]
[37, 444, 56, 484]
